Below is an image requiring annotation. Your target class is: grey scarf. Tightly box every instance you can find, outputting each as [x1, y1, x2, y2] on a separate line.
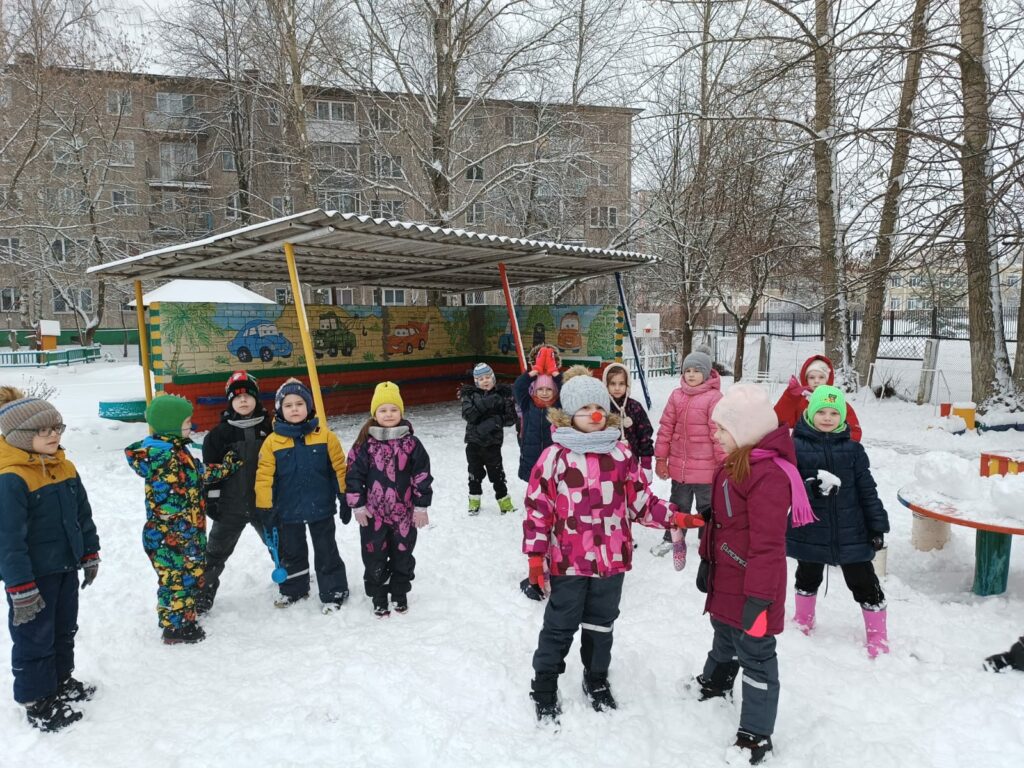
[552, 426, 621, 455]
[227, 414, 266, 429]
[369, 424, 410, 441]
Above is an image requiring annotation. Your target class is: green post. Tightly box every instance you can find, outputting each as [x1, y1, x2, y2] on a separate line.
[973, 530, 1012, 596]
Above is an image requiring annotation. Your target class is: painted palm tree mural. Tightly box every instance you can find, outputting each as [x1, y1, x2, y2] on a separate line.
[161, 303, 221, 376]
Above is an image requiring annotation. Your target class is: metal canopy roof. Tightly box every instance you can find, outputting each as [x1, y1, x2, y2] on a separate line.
[87, 209, 655, 291]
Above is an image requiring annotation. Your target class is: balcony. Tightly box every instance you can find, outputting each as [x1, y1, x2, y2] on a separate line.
[144, 111, 209, 135]
[148, 210, 214, 239]
[145, 161, 211, 190]
[306, 119, 359, 144]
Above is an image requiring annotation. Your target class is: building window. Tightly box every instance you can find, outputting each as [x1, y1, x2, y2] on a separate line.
[0, 286, 19, 312]
[312, 100, 355, 123]
[589, 206, 618, 229]
[267, 104, 281, 126]
[907, 297, 928, 310]
[466, 201, 485, 226]
[336, 287, 355, 305]
[374, 288, 405, 306]
[318, 189, 360, 214]
[221, 151, 237, 172]
[464, 291, 487, 305]
[50, 238, 84, 262]
[595, 123, 614, 143]
[271, 196, 292, 217]
[53, 287, 92, 314]
[888, 275, 903, 288]
[156, 92, 195, 114]
[275, 286, 293, 304]
[470, 115, 487, 138]
[225, 193, 240, 220]
[45, 188, 88, 214]
[159, 142, 199, 178]
[889, 297, 902, 310]
[369, 106, 398, 133]
[106, 89, 132, 115]
[109, 140, 135, 167]
[51, 139, 82, 165]
[111, 189, 138, 215]
[465, 164, 484, 181]
[597, 163, 611, 186]
[504, 114, 531, 139]
[369, 199, 405, 219]
[372, 153, 403, 179]
[0, 237, 19, 259]
[311, 143, 359, 170]
[909, 275, 925, 287]
[503, 206, 521, 226]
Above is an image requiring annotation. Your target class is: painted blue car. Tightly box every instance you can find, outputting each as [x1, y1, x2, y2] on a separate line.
[228, 320, 293, 363]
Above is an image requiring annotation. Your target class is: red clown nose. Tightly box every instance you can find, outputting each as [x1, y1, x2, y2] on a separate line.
[590, 410, 605, 423]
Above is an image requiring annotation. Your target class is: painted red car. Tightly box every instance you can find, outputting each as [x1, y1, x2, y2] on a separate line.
[386, 322, 429, 354]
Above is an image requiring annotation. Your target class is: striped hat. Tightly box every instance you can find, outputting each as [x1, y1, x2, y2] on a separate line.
[0, 386, 64, 452]
[473, 362, 494, 380]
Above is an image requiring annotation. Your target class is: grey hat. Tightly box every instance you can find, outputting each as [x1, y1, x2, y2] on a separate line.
[559, 372, 611, 417]
[0, 392, 64, 452]
[682, 351, 712, 380]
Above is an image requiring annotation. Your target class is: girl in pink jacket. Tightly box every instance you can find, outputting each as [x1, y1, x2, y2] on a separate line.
[523, 366, 704, 724]
[653, 350, 725, 570]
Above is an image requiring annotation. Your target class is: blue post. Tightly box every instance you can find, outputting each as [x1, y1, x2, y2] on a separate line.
[615, 272, 651, 409]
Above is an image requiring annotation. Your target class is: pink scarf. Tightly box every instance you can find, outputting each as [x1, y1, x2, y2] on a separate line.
[751, 448, 817, 527]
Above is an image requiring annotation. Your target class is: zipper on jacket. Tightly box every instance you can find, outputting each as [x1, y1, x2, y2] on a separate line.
[723, 478, 733, 518]
[824, 437, 840, 562]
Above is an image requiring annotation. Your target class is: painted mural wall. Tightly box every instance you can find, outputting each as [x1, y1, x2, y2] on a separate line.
[152, 302, 619, 384]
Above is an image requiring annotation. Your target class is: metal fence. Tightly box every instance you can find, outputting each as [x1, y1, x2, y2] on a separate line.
[624, 351, 678, 379]
[0, 346, 102, 368]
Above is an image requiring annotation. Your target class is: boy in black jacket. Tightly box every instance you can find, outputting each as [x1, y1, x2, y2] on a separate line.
[197, 371, 273, 612]
[460, 363, 516, 515]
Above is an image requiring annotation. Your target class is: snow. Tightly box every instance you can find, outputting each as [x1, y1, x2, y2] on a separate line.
[905, 452, 1024, 529]
[127, 280, 275, 306]
[2, 361, 1024, 767]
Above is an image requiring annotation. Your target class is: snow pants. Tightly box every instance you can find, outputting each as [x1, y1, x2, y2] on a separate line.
[532, 573, 624, 678]
[795, 560, 886, 610]
[278, 517, 348, 603]
[143, 518, 205, 629]
[663, 482, 712, 541]
[205, 512, 263, 595]
[360, 517, 417, 603]
[466, 443, 508, 499]
[6, 571, 79, 704]
[704, 618, 780, 736]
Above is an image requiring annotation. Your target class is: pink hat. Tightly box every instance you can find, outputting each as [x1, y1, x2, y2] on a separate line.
[711, 383, 779, 448]
[531, 374, 557, 393]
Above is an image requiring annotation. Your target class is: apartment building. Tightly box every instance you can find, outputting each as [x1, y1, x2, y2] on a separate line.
[0, 62, 638, 332]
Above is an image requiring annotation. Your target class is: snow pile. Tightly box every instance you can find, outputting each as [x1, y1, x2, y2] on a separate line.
[925, 415, 967, 433]
[910, 452, 1024, 527]
[912, 452, 982, 499]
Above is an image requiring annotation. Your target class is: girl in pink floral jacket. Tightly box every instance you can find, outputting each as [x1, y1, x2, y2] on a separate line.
[523, 366, 704, 724]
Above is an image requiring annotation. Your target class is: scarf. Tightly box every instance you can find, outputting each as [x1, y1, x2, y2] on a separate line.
[532, 394, 556, 409]
[368, 424, 410, 441]
[552, 426, 621, 455]
[750, 448, 817, 527]
[227, 414, 266, 430]
[274, 417, 319, 439]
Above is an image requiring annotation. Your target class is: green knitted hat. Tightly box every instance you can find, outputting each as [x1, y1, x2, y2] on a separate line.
[805, 384, 847, 430]
[145, 394, 194, 436]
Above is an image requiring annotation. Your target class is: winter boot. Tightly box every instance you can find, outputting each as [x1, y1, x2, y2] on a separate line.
[373, 594, 391, 619]
[162, 623, 206, 645]
[25, 695, 82, 732]
[194, 587, 215, 616]
[393, 594, 409, 614]
[650, 529, 673, 557]
[582, 670, 617, 712]
[321, 590, 349, 614]
[793, 592, 816, 634]
[727, 730, 773, 765]
[468, 495, 482, 516]
[862, 607, 889, 658]
[984, 636, 1024, 672]
[274, 592, 309, 609]
[57, 676, 96, 703]
[694, 660, 740, 701]
[497, 495, 516, 515]
[530, 674, 561, 724]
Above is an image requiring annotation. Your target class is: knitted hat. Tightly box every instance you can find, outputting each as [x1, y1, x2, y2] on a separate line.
[0, 386, 64, 452]
[145, 394, 193, 437]
[531, 374, 557, 396]
[682, 351, 712, 381]
[711, 383, 779, 448]
[275, 377, 314, 420]
[472, 362, 494, 380]
[225, 370, 260, 402]
[804, 358, 831, 378]
[370, 381, 404, 417]
[559, 366, 610, 417]
[805, 384, 847, 428]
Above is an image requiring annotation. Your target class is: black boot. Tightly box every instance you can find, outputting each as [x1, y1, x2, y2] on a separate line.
[732, 730, 773, 765]
[373, 594, 391, 618]
[162, 623, 207, 645]
[26, 696, 82, 732]
[694, 660, 740, 701]
[195, 587, 216, 616]
[530, 674, 561, 724]
[57, 676, 96, 703]
[582, 670, 617, 712]
[393, 594, 409, 614]
[984, 636, 1024, 672]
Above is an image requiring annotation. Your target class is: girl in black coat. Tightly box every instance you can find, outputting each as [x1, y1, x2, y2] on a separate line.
[786, 385, 890, 658]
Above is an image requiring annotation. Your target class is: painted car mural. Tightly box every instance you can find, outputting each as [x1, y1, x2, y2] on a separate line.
[386, 322, 429, 354]
[313, 312, 357, 358]
[228, 320, 293, 363]
[556, 312, 582, 353]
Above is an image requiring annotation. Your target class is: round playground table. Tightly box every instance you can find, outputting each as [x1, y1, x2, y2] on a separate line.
[897, 485, 1024, 596]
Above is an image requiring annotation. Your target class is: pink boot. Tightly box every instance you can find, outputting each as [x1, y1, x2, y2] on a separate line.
[862, 608, 889, 658]
[793, 592, 816, 634]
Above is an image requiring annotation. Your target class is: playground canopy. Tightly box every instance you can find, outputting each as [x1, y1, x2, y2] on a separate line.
[127, 279, 275, 306]
[87, 208, 657, 418]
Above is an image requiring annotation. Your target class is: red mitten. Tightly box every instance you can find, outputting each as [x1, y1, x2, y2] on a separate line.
[534, 347, 559, 376]
[528, 555, 546, 591]
[673, 511, 706, 529]
[786, 375, 807, 398]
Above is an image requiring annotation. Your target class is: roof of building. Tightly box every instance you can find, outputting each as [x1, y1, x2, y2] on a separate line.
[127, 279, 275, 306]
[87, 209, 655, 291]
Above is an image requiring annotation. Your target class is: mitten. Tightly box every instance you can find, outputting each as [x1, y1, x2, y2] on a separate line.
[338, 495, 352, 525]
[221, 450, 243, 474]
[672, 510, 706, 529]
[533, 346, 558, 376]
[8, 583, 45, 626]
[520, 577, 545, 601]
[816, 469, 841, 495]
[528, 555, 546, 591]
[80, 553, 100, 590]
[413, 508, 430, 528]
[695, 560, 710, 593]
[786, 375, 807, 398]
[254, 507, 279, 529]
[353, 507, 371, 527]
[741, 597, 772, 637]
[655, 457, 670, 480]
[804, 476, 824, 497]
[870, 532, 885, 551]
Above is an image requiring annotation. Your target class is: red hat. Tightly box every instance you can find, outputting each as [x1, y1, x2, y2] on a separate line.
[225, 371, 260, 402]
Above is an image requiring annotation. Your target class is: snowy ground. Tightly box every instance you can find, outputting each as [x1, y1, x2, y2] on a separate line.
[1, 360, 1023, 768]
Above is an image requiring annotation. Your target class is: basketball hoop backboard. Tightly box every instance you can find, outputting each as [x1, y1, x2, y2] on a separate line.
[635, 312, 660, 338]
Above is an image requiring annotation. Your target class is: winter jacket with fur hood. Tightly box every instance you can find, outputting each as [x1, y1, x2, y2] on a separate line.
[774, 355, 862, 441]
[602, 363, 654, 469]
[654, 369, 726, 484]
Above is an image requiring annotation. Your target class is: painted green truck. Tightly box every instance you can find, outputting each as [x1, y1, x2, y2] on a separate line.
[313, 312, 357, 358]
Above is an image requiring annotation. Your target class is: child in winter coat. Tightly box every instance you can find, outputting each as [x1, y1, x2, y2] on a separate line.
[513, 345, 562, 482]
[460, 362, 516, 516]
[653, 350, 725, 570]
[125, 394, 240, 644]
[603, 362, 655, 471]
[196, 371, 274, 613]
[346, 382, 433, 618]
[787, 385, 889, 658]
[523, 366, 705, 723]
[695, 383, 813, 765]
[0, 388, 100, 732]
[255, 378, 350, 613]
[774, 354, 862, 441]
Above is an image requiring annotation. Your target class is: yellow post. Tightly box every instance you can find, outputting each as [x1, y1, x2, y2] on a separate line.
[134, 280, 153, 405]
[284, 242, 326, 420]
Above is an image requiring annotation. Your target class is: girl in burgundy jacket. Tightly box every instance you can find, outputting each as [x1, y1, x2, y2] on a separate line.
[695, 383, 814, 766]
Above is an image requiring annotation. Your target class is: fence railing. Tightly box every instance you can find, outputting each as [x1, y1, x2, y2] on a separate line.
[625, 351, 677, 379]
[0, 346, 102, 368]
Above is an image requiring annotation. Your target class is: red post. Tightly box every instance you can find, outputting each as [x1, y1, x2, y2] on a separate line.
[498, 262, 527, 372]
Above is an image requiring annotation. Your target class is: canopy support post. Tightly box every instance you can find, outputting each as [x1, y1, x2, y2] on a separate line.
[498, 262, 527, 372]
[134, 280, 153, 405]
[615, 272, 651, 409]
[284, 242, 327, 420]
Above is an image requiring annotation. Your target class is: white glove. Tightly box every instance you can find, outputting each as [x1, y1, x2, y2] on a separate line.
[817, 469, 842, 495]
[353, 507, 372, 527]
[413, 508, 430, 528]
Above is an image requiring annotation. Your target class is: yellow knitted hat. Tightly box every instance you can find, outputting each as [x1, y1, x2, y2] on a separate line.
[370, 381, 404, 417]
